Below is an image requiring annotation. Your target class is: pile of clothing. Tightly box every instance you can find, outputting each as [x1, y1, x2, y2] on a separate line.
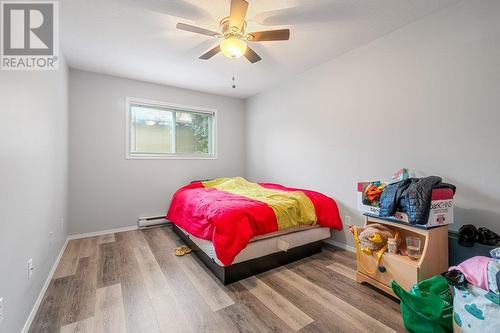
[447, 256, 500, 296]
[444, 250, 500, 332]
[392, 251, 500, 333]
[379, 176, 456, 225]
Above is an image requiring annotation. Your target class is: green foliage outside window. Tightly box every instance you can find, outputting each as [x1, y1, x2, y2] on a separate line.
[192, 113, 210, 153]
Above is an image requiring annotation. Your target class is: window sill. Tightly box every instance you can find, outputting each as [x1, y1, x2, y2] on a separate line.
[126, 154, 217, 160]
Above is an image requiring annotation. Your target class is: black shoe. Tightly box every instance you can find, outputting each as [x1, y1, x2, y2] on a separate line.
[458, 224, 477, 247]
[477, 227, 500, 246]
[443, 269, 467, 289]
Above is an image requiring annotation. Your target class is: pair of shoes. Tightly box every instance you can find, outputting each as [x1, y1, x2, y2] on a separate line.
[458, 225, 500, 247]
[174, 245, 192, 256]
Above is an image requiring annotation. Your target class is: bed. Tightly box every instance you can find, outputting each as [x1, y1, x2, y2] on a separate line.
[167, 177, 343, 284]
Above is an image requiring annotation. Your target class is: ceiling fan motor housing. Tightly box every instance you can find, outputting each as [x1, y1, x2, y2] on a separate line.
[220, 16, 248, 39]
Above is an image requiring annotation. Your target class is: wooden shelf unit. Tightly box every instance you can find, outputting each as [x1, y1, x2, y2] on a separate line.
[356, 216, 449, 297]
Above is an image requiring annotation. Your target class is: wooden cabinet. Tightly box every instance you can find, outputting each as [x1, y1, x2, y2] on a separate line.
[356, 216, 449, 297]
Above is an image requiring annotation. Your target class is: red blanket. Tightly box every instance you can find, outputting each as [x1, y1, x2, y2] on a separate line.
[167, 178, 342, 266]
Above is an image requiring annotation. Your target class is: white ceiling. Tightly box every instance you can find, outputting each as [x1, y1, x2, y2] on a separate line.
[61, 0, 458, 98]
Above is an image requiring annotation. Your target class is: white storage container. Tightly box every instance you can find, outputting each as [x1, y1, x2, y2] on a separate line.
[357, 181, 454, 228]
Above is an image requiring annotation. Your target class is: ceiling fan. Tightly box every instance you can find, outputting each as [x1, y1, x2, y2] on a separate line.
[176, 0, 290, 64]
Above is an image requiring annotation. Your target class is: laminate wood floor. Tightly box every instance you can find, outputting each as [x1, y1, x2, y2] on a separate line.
[29, 226, 406, 333]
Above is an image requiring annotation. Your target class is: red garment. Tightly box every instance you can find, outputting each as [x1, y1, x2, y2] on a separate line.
[166, 181, 342, 266]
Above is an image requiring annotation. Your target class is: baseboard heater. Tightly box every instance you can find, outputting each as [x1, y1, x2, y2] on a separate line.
[138, 215, 171, 228]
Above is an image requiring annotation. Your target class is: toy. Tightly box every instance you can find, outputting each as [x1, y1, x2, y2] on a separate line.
[362, 181, 386, 207]
[387, 238, 398, 254]
[350, 223, 400, 276]
[349, 223, 395, 255]
[390, 168, 410, 183]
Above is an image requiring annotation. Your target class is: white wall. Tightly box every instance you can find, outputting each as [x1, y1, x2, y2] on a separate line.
[246, 0, 500, 247]
[0, 60, 69, 332]
[68, 70, 246, 235]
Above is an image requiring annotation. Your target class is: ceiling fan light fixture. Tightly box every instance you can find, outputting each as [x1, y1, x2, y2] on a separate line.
[177, 0, 290, 64]
[220, 37, 247, 59]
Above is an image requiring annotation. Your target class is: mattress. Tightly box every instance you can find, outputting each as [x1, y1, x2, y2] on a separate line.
[176, 225, 331, 266]
[251, 224, 320, 241]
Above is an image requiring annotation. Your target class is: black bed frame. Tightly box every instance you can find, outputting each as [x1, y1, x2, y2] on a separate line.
[172, 224, 323, 285]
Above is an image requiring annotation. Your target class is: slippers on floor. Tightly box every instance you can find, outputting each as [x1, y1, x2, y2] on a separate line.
[458, 224, 477, 247]
[458, 225, 500, 247]
[477, 227, 500, 246]
[175, 245, 192, 256]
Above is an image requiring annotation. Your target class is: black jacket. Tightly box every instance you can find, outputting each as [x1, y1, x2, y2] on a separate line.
[380, 176, 456, 225]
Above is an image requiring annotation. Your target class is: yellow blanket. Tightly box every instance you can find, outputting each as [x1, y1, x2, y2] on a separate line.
[203, 177, 317, 230]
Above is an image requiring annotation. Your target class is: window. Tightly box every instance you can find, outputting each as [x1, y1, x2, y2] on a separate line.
[126, 98, 216, 159]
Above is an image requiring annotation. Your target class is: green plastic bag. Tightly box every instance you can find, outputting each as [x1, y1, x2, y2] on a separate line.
[392, 276, 453, 333]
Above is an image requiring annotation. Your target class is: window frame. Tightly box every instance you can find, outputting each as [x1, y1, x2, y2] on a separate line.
[125, 97, 217, 160]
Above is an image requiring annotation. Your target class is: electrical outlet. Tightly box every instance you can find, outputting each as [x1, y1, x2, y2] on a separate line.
[0, 297, 4, 325]
[345, 215, 352, 225]
[28, 259, 34, 280]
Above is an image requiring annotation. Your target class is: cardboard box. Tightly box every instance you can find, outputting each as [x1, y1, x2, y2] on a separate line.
[392, 199, 454, 228]
[357, 181, 454, 228]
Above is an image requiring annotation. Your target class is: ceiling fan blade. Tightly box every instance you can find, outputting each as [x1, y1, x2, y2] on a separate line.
[249, 29, 290, 41]
[229, 0, 249, 30]
[253, 1, 350, 26]
[244, 46, 262, 64]
[119, 0, 213, 23]
[199, 45, 221, 60]
[176, 23, 220, 37]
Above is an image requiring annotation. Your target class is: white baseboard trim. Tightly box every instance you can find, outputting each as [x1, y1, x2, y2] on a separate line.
[323, 238, 356, 253]
[67, 225, 138, 240]
[22, 238, 69, 333]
